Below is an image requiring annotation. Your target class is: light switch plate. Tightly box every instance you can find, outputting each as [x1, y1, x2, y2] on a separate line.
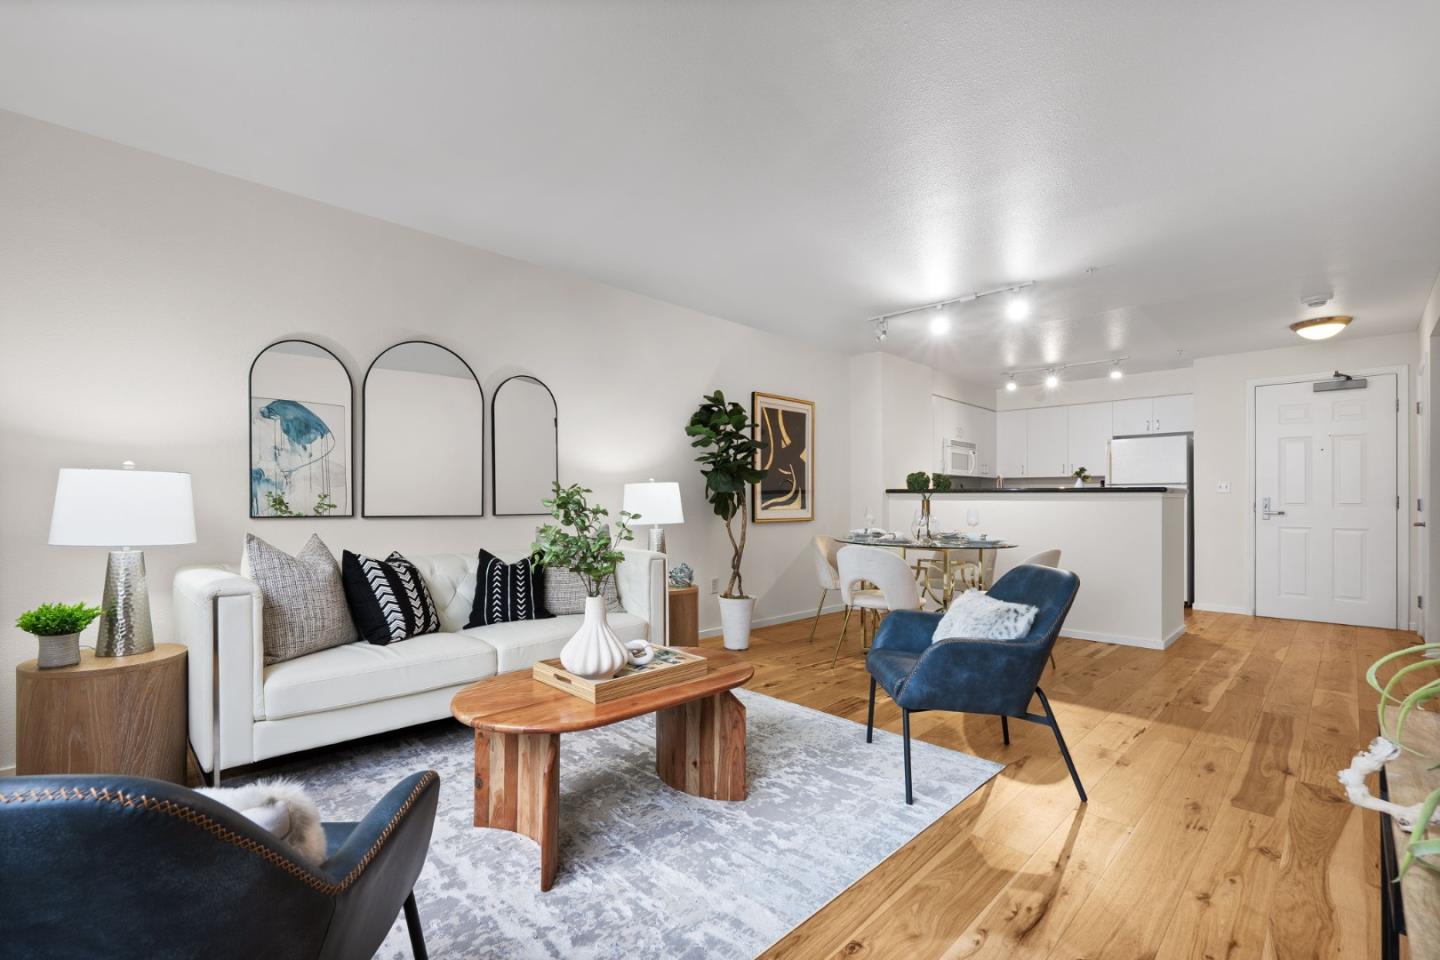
[1216, 481, 1232, 493]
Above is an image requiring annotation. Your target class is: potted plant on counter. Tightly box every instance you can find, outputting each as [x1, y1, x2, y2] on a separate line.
[16, 602, 102, 668]
[533, 482, 637, 679]
[686, 390, 768, 650]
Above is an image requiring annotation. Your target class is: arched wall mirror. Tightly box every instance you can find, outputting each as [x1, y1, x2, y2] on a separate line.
[363, 340, 485, 517]
[491, 375, 558, 516]
[249, 339, 354, 518]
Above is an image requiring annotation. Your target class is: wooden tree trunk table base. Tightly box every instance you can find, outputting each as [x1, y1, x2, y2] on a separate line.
[453, 648, 753, 891]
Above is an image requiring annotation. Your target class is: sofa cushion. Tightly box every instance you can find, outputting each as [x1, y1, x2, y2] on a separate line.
[543, 567, 621, 616]
[244, 534, 356, 665]
[463, 612, 648, 673]
[467, 549, 551, 627]
[262, 632, 497, 720]
[341, 550, 442, 645]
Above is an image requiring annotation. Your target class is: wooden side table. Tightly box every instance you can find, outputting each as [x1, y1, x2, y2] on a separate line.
[16, 643, 187, 783]
[668, 585, 699, 646]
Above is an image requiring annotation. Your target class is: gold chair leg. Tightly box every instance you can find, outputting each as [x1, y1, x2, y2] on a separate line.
[832, 606, 853, 668]
[808, 589, 828, 641]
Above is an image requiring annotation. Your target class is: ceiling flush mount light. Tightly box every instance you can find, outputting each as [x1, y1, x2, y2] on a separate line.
[1005, 291, 1031, 321]
[1005, 376, 1018, 392]
[1044, 371, 1060, 389]
[1290, 315, 1352, 341]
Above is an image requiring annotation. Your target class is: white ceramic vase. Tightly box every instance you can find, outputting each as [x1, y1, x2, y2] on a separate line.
[718, 595, 755, 651]
[560, 595, 629, 679]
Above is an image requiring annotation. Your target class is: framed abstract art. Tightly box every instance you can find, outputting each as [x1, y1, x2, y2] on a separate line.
[249, 339, 354, 518]
[751, 391, 814, 523]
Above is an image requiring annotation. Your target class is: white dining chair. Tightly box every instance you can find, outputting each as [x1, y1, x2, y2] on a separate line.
[1019, 548, 1062, 568]
[808, 535, 842, 641]
[833, 546, 923, 668]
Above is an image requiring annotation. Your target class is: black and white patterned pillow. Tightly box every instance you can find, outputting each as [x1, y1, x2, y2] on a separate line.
[542, 567, 622, 616]
[466, 550, 552, 627]
[341, 550, 441, 645]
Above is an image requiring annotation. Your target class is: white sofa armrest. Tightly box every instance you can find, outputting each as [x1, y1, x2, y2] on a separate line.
[617, 548, 667, 645]
[172, 565, 263, 779]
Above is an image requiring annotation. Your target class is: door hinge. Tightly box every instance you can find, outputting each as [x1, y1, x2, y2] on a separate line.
[1420, 497, 1425, 512]
[1418, 401, 1423, 415]
[1397, 397, 1401, 412]
[1397, 495, 1402, 510]
[1419, 595, 1425, 610]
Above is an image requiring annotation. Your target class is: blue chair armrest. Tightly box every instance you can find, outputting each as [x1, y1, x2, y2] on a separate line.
[894, 637, 1049, 716]
[320, 770, 439, 885]
[872, 609, 941, 654]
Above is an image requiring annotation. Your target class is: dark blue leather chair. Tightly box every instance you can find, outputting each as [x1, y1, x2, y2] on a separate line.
[0, 769, 440, 960]
[865, 564, 1086, 805]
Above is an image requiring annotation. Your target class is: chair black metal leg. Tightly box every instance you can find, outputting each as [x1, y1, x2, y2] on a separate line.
[1035, 687, 1086, 803]
[866, 676, 877, 743]
[902, 709, 914, 805]
[403, 891, 428, 960]
[1000, 715, 1010, 745]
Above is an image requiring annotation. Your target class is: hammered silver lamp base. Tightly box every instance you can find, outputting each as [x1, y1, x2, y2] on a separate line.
[648, 525, 667, 555]
[98, 549, 155, 657]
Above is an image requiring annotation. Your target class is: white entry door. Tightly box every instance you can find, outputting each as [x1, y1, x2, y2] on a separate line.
[1254, 374, 1398, 627]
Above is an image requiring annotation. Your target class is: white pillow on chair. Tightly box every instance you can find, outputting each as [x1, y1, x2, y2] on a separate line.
[197, 778, 327, 864]
[931, 590, 1039, 644]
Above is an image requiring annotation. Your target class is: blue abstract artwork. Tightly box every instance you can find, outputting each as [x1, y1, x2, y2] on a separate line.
[250, 397, 349, 517]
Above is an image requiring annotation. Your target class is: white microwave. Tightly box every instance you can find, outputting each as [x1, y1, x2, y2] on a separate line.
[942, 438, 978, 476]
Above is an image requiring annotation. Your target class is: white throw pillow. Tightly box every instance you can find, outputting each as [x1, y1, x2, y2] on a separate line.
[196, 778, 326, 864]
[931, 590, 1039, 644]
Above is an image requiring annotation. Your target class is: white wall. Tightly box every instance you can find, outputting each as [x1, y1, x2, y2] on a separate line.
[1191, 332, 1419, 616]
[994, 366, 1195, 410]
[0, 110, 853, 771]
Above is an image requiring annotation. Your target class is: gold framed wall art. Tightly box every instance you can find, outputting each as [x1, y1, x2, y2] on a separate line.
[751, 391, 815, 523]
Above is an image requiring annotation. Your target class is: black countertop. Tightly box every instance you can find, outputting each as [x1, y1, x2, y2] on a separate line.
[885, 486, 1174, 494]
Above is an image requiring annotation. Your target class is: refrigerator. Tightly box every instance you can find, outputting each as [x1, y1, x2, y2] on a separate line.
[1109, 433, 1193, 604]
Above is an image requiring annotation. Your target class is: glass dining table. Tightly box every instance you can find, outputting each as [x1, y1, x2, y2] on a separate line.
[835, 532, 1017, 607]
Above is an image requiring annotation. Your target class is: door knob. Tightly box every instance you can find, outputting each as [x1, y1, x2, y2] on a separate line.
[1416, 522, 1428, 527]
[1261, 497, 1286, 519]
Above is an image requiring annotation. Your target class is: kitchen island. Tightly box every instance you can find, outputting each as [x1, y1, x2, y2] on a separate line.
[885, 488, 1186, 649]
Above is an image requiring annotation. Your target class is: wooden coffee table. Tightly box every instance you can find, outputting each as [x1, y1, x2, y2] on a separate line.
[450, 647, 754, 890]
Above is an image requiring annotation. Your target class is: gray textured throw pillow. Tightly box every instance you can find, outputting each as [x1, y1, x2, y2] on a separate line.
[542, 567, 622, 616]
[245, 534, 357, 664]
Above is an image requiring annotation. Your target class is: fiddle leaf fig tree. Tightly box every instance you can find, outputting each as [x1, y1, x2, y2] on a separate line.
[686, 390, 768, 598]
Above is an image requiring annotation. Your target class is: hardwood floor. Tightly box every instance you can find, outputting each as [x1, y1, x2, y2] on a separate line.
[716, 607, 1419, 960]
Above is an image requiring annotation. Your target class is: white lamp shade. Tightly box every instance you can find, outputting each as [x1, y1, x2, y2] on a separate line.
[49, 468, 196, 546]
[622, 481, 684, 526]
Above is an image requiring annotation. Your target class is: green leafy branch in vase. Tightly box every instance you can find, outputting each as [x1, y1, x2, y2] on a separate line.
[533, 482, 636, 598]
[686, 391, 767, 599]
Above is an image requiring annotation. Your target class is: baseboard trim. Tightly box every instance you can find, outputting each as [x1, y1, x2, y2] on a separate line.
[698, 603, 848, 639]
[1192, 602, 1252, 616]
[0, 765, 15, 777]
[1060, 627, 1176, 651]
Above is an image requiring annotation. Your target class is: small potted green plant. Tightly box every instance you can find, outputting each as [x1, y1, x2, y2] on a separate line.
[16, 602, 102, 668]
[1072, 466, 1091, 488]
[533, 482, 637, 679]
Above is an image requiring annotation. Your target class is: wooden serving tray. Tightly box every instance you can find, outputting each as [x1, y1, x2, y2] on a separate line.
[533, 646, 709, 703]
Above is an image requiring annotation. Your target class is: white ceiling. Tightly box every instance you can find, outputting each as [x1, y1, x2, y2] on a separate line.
[3, 2, 1439, 387]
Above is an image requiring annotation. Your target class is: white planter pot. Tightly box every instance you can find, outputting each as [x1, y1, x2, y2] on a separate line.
[37, 632, 80, 669]
[718, 596, 755, 651]
[559, 595, 629, 679]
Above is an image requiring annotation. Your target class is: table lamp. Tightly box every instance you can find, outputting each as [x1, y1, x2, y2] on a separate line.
[622, 480, 684, 554]
[48, 463, 196, 657]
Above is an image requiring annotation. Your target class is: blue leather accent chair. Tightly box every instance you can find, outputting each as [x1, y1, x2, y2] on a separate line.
[0, 770, 440, 960]
[865, 564, 1086, 805]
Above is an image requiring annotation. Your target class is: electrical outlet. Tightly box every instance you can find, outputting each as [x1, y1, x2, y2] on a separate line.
[710, 577, 719, 595]
[1216, 481, 1232, 493]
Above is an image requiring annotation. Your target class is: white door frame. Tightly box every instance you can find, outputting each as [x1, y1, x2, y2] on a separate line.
[1244, 365, 1410, 626]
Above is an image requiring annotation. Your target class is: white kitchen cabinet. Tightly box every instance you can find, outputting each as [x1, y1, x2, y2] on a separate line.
[1151, 394, 1194, 433]
[1112, 397, 1153, 436]
[1025, 406, 1069, 477]
[1067, 402, 1113, 478]
[931, 395, 998, 476]
[1110, 394, 1193, 435]
[997, 409, 1028, 477]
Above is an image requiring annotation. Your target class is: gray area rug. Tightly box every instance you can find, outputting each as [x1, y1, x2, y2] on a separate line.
[242, 688, 1002, 959]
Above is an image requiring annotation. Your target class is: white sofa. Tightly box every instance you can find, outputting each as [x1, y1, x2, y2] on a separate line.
[173, 547, 667, 783]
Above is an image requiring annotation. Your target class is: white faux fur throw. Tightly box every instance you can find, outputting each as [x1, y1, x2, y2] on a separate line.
[196, 778, 327, 864]
[931, 589, 1039, 644]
